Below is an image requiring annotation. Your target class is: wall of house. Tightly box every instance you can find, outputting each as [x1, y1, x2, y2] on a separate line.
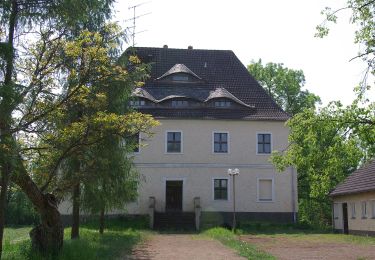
[59, 119, 298, 221]
[333, 191, 375, 235]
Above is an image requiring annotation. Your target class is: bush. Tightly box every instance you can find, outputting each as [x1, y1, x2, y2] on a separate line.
[6, 190, 40, 225]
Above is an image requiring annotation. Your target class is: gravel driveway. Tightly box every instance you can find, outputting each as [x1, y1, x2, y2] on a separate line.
[126, 234, 245, 260]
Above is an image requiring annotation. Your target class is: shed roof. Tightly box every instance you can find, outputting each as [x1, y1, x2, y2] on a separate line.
[330, 160, 375, 197]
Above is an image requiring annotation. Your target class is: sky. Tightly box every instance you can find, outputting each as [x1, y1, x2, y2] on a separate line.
[114, 0, 374, 106]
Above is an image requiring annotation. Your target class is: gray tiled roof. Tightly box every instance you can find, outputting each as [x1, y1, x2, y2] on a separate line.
[130, 47, 289, 121]
[330, 160, 375, 197]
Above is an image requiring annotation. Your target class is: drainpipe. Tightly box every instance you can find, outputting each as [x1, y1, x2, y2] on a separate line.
[291, 167, 297, 224]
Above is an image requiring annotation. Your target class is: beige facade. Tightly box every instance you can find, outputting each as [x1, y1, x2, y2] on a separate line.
[129, 119, 297, 216]
[333, 191, 375, 235]
[59, 119, 298, 221]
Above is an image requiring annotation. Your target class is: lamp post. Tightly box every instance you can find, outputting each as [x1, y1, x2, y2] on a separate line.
[228, 168, 239, 232]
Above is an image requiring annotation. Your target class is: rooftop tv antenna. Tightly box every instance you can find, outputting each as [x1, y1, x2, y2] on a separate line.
[126, 1, 151, 47]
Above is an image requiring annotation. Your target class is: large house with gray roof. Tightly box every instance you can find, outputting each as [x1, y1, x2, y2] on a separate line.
[126, 46, 298, 229]
[331, 160, 375, 235]
[59, 45, 298, 229]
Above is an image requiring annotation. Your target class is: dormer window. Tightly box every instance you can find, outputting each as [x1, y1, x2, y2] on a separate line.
[215, 100, 231, 107]
[172, 100, 188, 107]
[172, 75, 189, 81]
[129, 100, 146, 107]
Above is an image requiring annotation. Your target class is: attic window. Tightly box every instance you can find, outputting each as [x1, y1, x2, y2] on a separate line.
[172, 100, 188, 107]
[215, 100, 231, 107]
[172, 75, 189, 81]
[129, 100, 146, 107]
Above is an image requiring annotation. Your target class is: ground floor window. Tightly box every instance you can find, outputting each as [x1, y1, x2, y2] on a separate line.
[371, 200, 375, 218]
[333, 203, 339, 219]
[361, 201, 368, 218]
[213, 178, 228, 200]
[350, 202, 356, 219]
[257, 178, 274, 202]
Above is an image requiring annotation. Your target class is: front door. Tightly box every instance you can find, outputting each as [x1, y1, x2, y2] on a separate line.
[342, 203, 349, 234]
[165, 181, 183, 211]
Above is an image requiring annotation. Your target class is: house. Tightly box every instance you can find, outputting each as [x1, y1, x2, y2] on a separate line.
[58, 45, 298, 229]
[330, 160, 375, 236]
[122, 45, 297, 229]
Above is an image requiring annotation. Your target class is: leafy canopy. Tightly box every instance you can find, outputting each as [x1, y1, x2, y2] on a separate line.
[248, 60, 321, 115]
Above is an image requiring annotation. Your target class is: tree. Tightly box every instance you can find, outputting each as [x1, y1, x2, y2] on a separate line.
[248, 60, 321, 115]
[0, 1, 157, 255]
[316, 0, 375, 90]
[271, 94, 375, 226]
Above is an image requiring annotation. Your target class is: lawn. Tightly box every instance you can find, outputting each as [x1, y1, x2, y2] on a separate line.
[2, 217, 149, 260]
[202, 223, 375, 260]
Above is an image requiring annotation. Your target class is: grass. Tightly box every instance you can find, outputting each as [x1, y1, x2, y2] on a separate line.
[202, 227, 275, 260]
[202, 223, 375, 260]
[236, 222, 375, 245]
[2, 217, 149, 260]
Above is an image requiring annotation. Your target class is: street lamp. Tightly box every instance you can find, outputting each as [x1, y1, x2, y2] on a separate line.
[228, 168, 239, 232]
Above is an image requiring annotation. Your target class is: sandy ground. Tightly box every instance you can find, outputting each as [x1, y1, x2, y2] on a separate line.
[241, 235, 375, 260]
[124, 234, 245, 260]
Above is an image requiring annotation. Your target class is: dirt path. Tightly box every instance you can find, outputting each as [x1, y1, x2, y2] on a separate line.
[125, 234, 246, 260]
[241, 235, 375, 260]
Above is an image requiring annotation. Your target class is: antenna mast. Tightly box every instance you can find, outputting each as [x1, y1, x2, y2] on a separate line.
[127, 2, 151, 47]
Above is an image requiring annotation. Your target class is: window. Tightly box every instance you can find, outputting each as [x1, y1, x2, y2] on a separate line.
[172, 75, 189, 81]
[171, 100, 188, 107]
[214, 100, 231, 107]
[257, 179, 273, 202]
[333, 203, 339, 219]
[350, 202, 356, 219]
[129, 133, 140, 153]
[213, 132, 228, 153]
[166, 131, 182, 153]
[213, 179, 228, 200]
[371, 200, 375, 218]
[361, 201, 368, 218]
[257, 133, 271, 154]
[129, 100, 145, 107]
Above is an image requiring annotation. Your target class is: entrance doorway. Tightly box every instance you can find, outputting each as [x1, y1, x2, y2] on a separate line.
[165, 180, 183, 212]
[342, 203, 349, 234]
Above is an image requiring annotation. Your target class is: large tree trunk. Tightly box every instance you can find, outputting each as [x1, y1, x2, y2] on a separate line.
[71, 183, 80, 239]
[0, 1, 18, 258]
[99, 207, 105, 235]
[0, 167, 10, 260]
[11, 159, 63, 254]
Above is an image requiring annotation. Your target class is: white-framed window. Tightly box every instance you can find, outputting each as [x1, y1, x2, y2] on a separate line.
[129, 100, 146, 107]
[350, 202, 356, 219]
[333, 203, 339, 219]
[257, 133, 272, 154]
[212, 132, 229, 153]
[165, 131, 183, 153]
[371, 200, 375, 218]
[214, 100, 231, 107]
[257, 178, 274, 202]
[361, 201, 368, 218]
[171, 100, 188, 107]
[212, 178, 229, 200]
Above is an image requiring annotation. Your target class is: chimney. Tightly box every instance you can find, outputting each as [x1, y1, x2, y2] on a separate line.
[163, 44, 168, 48]
[188, 45, 193, 50]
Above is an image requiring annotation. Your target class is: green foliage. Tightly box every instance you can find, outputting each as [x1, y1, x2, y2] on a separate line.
[2, 218, 147, 259]
[5, 187, 39, 225]
[248, 60, 321, 115]
[271, 95, 375, 226]
[203, 227, 275, 260]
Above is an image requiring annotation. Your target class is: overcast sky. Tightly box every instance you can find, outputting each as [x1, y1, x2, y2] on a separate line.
[114, 0, 374, 106]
